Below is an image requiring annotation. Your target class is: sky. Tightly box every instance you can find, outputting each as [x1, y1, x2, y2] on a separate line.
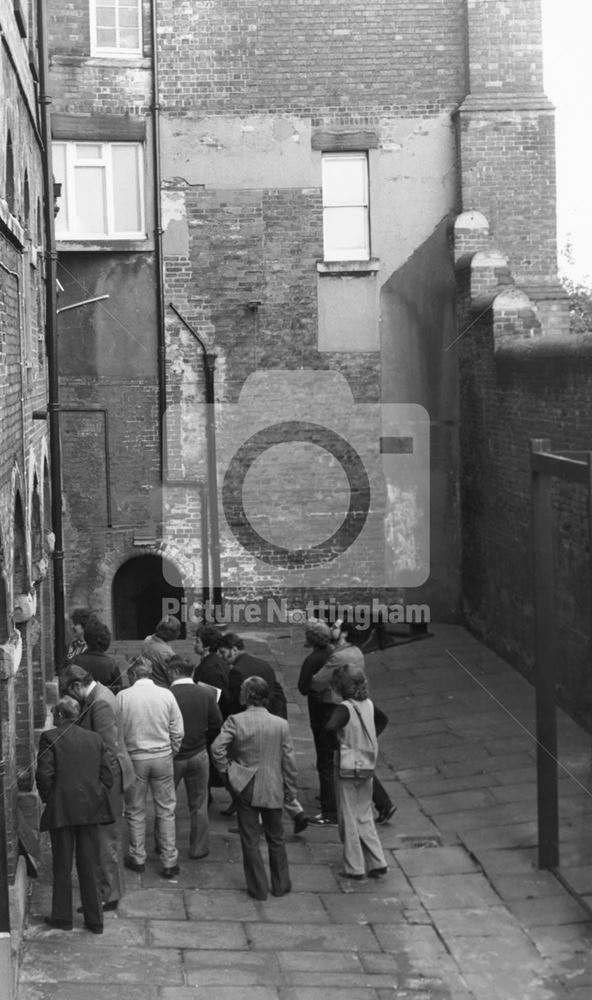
[542, 0, 592, 285]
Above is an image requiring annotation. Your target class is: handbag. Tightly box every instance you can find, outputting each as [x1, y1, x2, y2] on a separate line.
[338, 701, 377, 779]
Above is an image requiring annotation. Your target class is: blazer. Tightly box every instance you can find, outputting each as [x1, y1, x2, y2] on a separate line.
[78, 682, 135, 791]
[36, 722, 113, 831]
[210, 705, 298, 809]
[228, 652, 287, 719]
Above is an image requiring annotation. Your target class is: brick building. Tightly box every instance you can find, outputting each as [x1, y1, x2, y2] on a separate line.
[1, 0, 53, 989]
[45, 1, 566, 637]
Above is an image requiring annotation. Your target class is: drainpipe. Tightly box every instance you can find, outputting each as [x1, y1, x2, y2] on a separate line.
[150, 0, 166, 482]
[37, 0, 65, 671]
[168, 304, 221, 608]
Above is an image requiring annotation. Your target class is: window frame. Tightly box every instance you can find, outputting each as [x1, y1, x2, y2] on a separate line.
[89, 0, 143, 58]
[321, 151, 370, 263]
[52, 140, 146, 242]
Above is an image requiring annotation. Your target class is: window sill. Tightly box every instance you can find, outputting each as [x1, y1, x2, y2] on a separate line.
[317, 259, 380, 276]
[56, 238, 152, 253]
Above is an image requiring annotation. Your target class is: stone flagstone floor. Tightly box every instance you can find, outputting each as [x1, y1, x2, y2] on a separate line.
[16, 624, 592, 999]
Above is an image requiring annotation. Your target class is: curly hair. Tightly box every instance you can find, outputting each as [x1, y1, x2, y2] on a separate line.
[331, 664, 369, 702]
[70, 607, 95, 628]
[195, 624, 224, 652]
[82, 616, 111, 652]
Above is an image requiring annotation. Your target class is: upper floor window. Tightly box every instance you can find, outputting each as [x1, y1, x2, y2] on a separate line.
[321, 152, 370, 262]
[52, 141, 145, 241]
[90, 0, 142, 57]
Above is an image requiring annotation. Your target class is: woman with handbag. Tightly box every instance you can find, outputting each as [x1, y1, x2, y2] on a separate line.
[325, 665, 388, 881]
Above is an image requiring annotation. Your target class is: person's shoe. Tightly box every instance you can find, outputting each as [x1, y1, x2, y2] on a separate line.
[271, 883, 292, 897]
[189, 851, 209, 859]
[376, 804, 397, 825]
[44, 917, 72, 930]
[84, 923, 104, 934]
[293, 812, 309, 835]
[161, 864, 180, 878]
[367, 867, 388, 878]
[102, 900, 119, 911]
[124, 857, 145, 873]
[337, 870, 366, 881]
[220, 802, 237, 816]
[309, 813, 337, 826]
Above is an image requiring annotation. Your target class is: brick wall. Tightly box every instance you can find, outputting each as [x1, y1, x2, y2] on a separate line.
[157, 0, 467, 115]
[460, 326, 592, 725]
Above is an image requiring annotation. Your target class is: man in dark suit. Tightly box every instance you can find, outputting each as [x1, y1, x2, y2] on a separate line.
[219, 634, 287, 718]
[211, 676, 298, 900]
[62, 664, 135, 911]
[35, 696, 113, 934]
[192, 625, 230, 717]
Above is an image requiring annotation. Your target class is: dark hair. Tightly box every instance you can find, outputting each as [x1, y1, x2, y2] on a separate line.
[166, 655, 193, 678]
[71, 607, 94, 628]
[83, 616, 111, 652]
[62, 664, 94, 688]
[242, 676, 269, 706]
[154, 616, 181, 642]
[196, 624, 224, 652]
[219, 633, 244, 651]
[331, 664, 369, 702]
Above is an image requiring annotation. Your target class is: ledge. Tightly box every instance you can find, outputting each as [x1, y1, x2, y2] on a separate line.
[317, 258, 380, 276]
[57, 238, 153, 253]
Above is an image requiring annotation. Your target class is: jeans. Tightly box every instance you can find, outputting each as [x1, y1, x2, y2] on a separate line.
[173, 749, 210, 858]
[125, 754, 178, 868]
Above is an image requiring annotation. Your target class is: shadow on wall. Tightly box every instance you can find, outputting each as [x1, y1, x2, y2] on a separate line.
[112, 554, 186, 640]
[380, 219, 460, 620]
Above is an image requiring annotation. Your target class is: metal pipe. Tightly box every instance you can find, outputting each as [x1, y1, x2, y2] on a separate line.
[150, 0, 167, 482]
[37, 0, 65, 672]
[56, 294, 109, 315]
[168, 303, 222, 607]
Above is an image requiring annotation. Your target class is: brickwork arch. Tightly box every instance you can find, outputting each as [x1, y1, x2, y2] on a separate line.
[112, 552, 186, 640]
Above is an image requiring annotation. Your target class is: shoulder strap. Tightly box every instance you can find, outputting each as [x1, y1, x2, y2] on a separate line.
[348, 700, 375, 743]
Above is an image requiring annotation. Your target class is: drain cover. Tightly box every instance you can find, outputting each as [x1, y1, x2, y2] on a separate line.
[399, 835, 442, 849]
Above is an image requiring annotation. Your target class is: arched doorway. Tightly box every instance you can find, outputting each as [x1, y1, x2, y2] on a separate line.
[112, 555, 186, 639]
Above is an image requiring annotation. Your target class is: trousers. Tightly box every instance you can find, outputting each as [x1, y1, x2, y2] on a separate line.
[50, 824, 103, 929]
[125, 753, 178, 867]
[173, 749, 210, 858]
[235, 778, 291, 900]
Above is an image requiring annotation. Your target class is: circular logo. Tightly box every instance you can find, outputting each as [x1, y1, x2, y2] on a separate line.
[222, 421, 370, 568]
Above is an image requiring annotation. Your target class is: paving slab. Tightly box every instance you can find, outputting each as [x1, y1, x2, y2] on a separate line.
[183, 888, 262, 921]
[430, 905, 524, 939]
[319, 891, 411, 924]
[148, 918, 248, 949]
[183, 949, 282, 986]
[163, 989, 280, 1000]
[245, 922, 382, 952]
[394, 846, 479, 878]
[409, 873, 501, 910]
[18, 940, 184, 985]
[118, 887, 187, 920]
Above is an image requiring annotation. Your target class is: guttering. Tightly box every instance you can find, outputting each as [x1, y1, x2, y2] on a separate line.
[37, 0, 66, 671]
[150, 0, 166, 481]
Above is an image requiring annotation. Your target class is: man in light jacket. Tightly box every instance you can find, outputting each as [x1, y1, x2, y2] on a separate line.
[211, 676, 297, 900]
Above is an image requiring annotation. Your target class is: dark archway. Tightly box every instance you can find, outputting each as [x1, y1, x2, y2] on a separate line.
[112, 555, 186, 640]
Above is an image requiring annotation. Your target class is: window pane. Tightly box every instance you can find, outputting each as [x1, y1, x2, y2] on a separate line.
[119, 8, 139, 27]
[119, 27, 140, 49]
[96, 6, 117, 26]
[52, 145, 68, 236]
[323, 206, 369, 261]
[322, 155, 367, 207]
[97, 26, 117, 46]
[76, 144, 102, 159]
[111, 145, 142, 232]
[73, 166, 107, 234]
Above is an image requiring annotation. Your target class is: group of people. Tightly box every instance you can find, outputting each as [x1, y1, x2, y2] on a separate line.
[36, 607, 395, 929]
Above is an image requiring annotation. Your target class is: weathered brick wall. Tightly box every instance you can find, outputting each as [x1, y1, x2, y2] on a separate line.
[1, 0, 51, 878]
[157, 0, 467, 115]
[460, 328, 592, 725]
